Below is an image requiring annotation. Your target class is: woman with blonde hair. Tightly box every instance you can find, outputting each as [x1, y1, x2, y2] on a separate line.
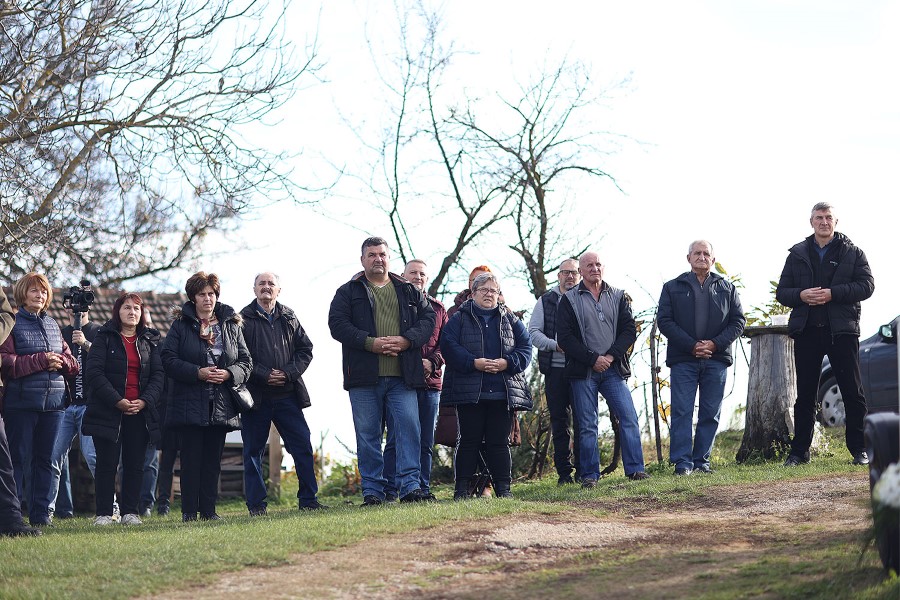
[0, 273, 77, 527]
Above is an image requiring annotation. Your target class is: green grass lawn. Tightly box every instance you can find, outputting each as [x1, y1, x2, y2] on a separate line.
[1, 428, 897, 599]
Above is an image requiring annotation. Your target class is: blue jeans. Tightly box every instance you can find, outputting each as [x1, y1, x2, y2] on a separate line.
[669, 360, 728, 471]
[384, 389, 440, 496]
[241, 396, 319, 509]
[570, 371, 645, 479]
[49, 405, 96, 516]
[348, 377, 421, 499]
[140, 446, 159, 510]
[5, 409, 64, 523]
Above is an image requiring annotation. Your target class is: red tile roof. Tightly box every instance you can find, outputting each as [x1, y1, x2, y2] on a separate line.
[2, 287, 188, 338]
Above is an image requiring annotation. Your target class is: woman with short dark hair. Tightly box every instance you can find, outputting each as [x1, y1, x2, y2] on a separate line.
[0, 273, 78, 527]
[162, 271, 251, 522]
[83, 293, 164, 526]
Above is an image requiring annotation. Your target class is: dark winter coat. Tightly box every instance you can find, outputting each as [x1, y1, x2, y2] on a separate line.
[557, 281, 637, 380]
[657, 272, 746, 367]
[776, 232, 874, 338]
[161, 301, 251, 430]
[328, 272, 435, 391]
[82, 323, 165, 443]
[439, 299, 533, 411]
[240, 301, 313, 408]
[0, 310, 78, 412]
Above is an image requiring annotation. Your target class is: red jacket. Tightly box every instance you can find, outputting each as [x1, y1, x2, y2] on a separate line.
[422, 296, 448, 390]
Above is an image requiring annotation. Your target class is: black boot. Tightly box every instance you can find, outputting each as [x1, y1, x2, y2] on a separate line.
[453, 479, 470, 501]
[494, 480, 513, 498]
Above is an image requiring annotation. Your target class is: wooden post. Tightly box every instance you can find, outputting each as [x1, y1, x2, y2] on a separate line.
[268, 424, 282, 499]
[737, 325, 795, 462]
[650, 317, 663, 463]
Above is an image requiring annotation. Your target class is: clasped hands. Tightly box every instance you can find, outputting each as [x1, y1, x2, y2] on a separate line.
[475, 358, 508, 374]
[44, 352, 64, 371]
[198, 366, 231, 384]
[371, 336, 410, 357]
[693, 340, 716, 359]
[116, 398, 146, 415]
[800, 287, 832, 306]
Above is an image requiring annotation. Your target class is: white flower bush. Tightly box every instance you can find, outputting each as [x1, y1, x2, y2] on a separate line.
[874, 462, 900, 510]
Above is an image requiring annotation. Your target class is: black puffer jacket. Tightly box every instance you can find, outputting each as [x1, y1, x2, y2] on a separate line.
[82, 323, 165, 443]
[328, 272, 435, 391]
[239, 301, 313, 408]
[161, 301, 251, 430]
[439, 300, 533, 411]
[776, 232, 874, 338]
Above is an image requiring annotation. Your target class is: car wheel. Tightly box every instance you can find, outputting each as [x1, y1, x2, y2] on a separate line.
[817, 376, 846, 427]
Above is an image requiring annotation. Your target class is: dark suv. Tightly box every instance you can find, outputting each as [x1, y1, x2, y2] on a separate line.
[818, 315, 899, 426]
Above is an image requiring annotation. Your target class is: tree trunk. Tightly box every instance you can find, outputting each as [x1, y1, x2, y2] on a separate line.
[737, 326, 795, 462]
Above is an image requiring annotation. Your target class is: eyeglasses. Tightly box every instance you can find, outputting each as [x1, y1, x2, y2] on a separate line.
[476, 288, 501, 296]
[594, 302, 605, 322]
[560, 270, 579, 276]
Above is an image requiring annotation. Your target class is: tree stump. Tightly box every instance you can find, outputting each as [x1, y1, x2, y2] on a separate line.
[737, 325, 795, 462]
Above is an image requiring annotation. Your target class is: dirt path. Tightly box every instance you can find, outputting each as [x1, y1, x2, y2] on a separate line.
[149, 473, 874, 599]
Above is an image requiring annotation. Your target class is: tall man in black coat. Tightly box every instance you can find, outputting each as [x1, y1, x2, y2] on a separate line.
[239, 272, 325, 515]
[777, 202, 875, 466]
[328, 237, 435, 506]
[0, 287, 41, 537]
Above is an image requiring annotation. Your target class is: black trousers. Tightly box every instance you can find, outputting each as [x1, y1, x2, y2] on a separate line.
[156, 448, 178, 508]
[94, 413, 149, 516]
[0, 413, 24, 526]
[178, 425, 227, 516]
[791, 327, 867, 457]
[455, 402, 512, 492]
[545, 367, 580, 478]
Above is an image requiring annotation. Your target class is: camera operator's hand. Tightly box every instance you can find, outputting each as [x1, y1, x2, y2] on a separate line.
[45, 352, 63, 371]
[71, 330, 89, 348]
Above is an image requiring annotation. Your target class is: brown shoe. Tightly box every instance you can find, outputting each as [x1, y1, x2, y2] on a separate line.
[627, 472, 650, 481]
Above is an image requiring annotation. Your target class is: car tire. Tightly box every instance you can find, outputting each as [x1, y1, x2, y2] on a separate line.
[817, 376, 847, 427]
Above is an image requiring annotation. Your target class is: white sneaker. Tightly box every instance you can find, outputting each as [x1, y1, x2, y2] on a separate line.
[93, 515, 115, 526]
[120, 513, 143, 526]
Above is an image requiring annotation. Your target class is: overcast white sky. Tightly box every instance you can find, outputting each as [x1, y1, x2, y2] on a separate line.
[185, 1, 900, 460]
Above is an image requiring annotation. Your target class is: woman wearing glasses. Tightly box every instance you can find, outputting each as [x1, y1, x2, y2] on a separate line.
[440, 272, 532, 499]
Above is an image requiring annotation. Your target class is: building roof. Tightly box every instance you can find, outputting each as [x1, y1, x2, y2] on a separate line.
[2, 286, 188, 338]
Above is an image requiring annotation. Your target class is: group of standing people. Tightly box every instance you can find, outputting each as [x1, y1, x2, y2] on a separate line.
[0, 201, 877, 536]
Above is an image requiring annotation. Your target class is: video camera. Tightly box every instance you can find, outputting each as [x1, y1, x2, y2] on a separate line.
[62, 279, 95, 317]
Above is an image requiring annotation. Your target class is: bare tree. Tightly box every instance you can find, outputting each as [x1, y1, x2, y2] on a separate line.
[0, 0, 319, 284]
[450, 60, 627, 300]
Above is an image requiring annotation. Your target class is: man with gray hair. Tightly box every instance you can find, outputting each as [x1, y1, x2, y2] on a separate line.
[239, 271, 326, 515]
[777, 203, 874, 466]
[657, 240, 745, 476]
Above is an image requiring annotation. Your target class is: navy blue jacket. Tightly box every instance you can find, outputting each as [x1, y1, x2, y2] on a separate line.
[439, 300, 533, 411]
[0, 310, 77, 412]
[776, 232, 874, 338]
[162, 302, 251, 430]
[657, 272, 746, 367]
[328, 272, 435, 391]
[82, 323, 165, 443]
